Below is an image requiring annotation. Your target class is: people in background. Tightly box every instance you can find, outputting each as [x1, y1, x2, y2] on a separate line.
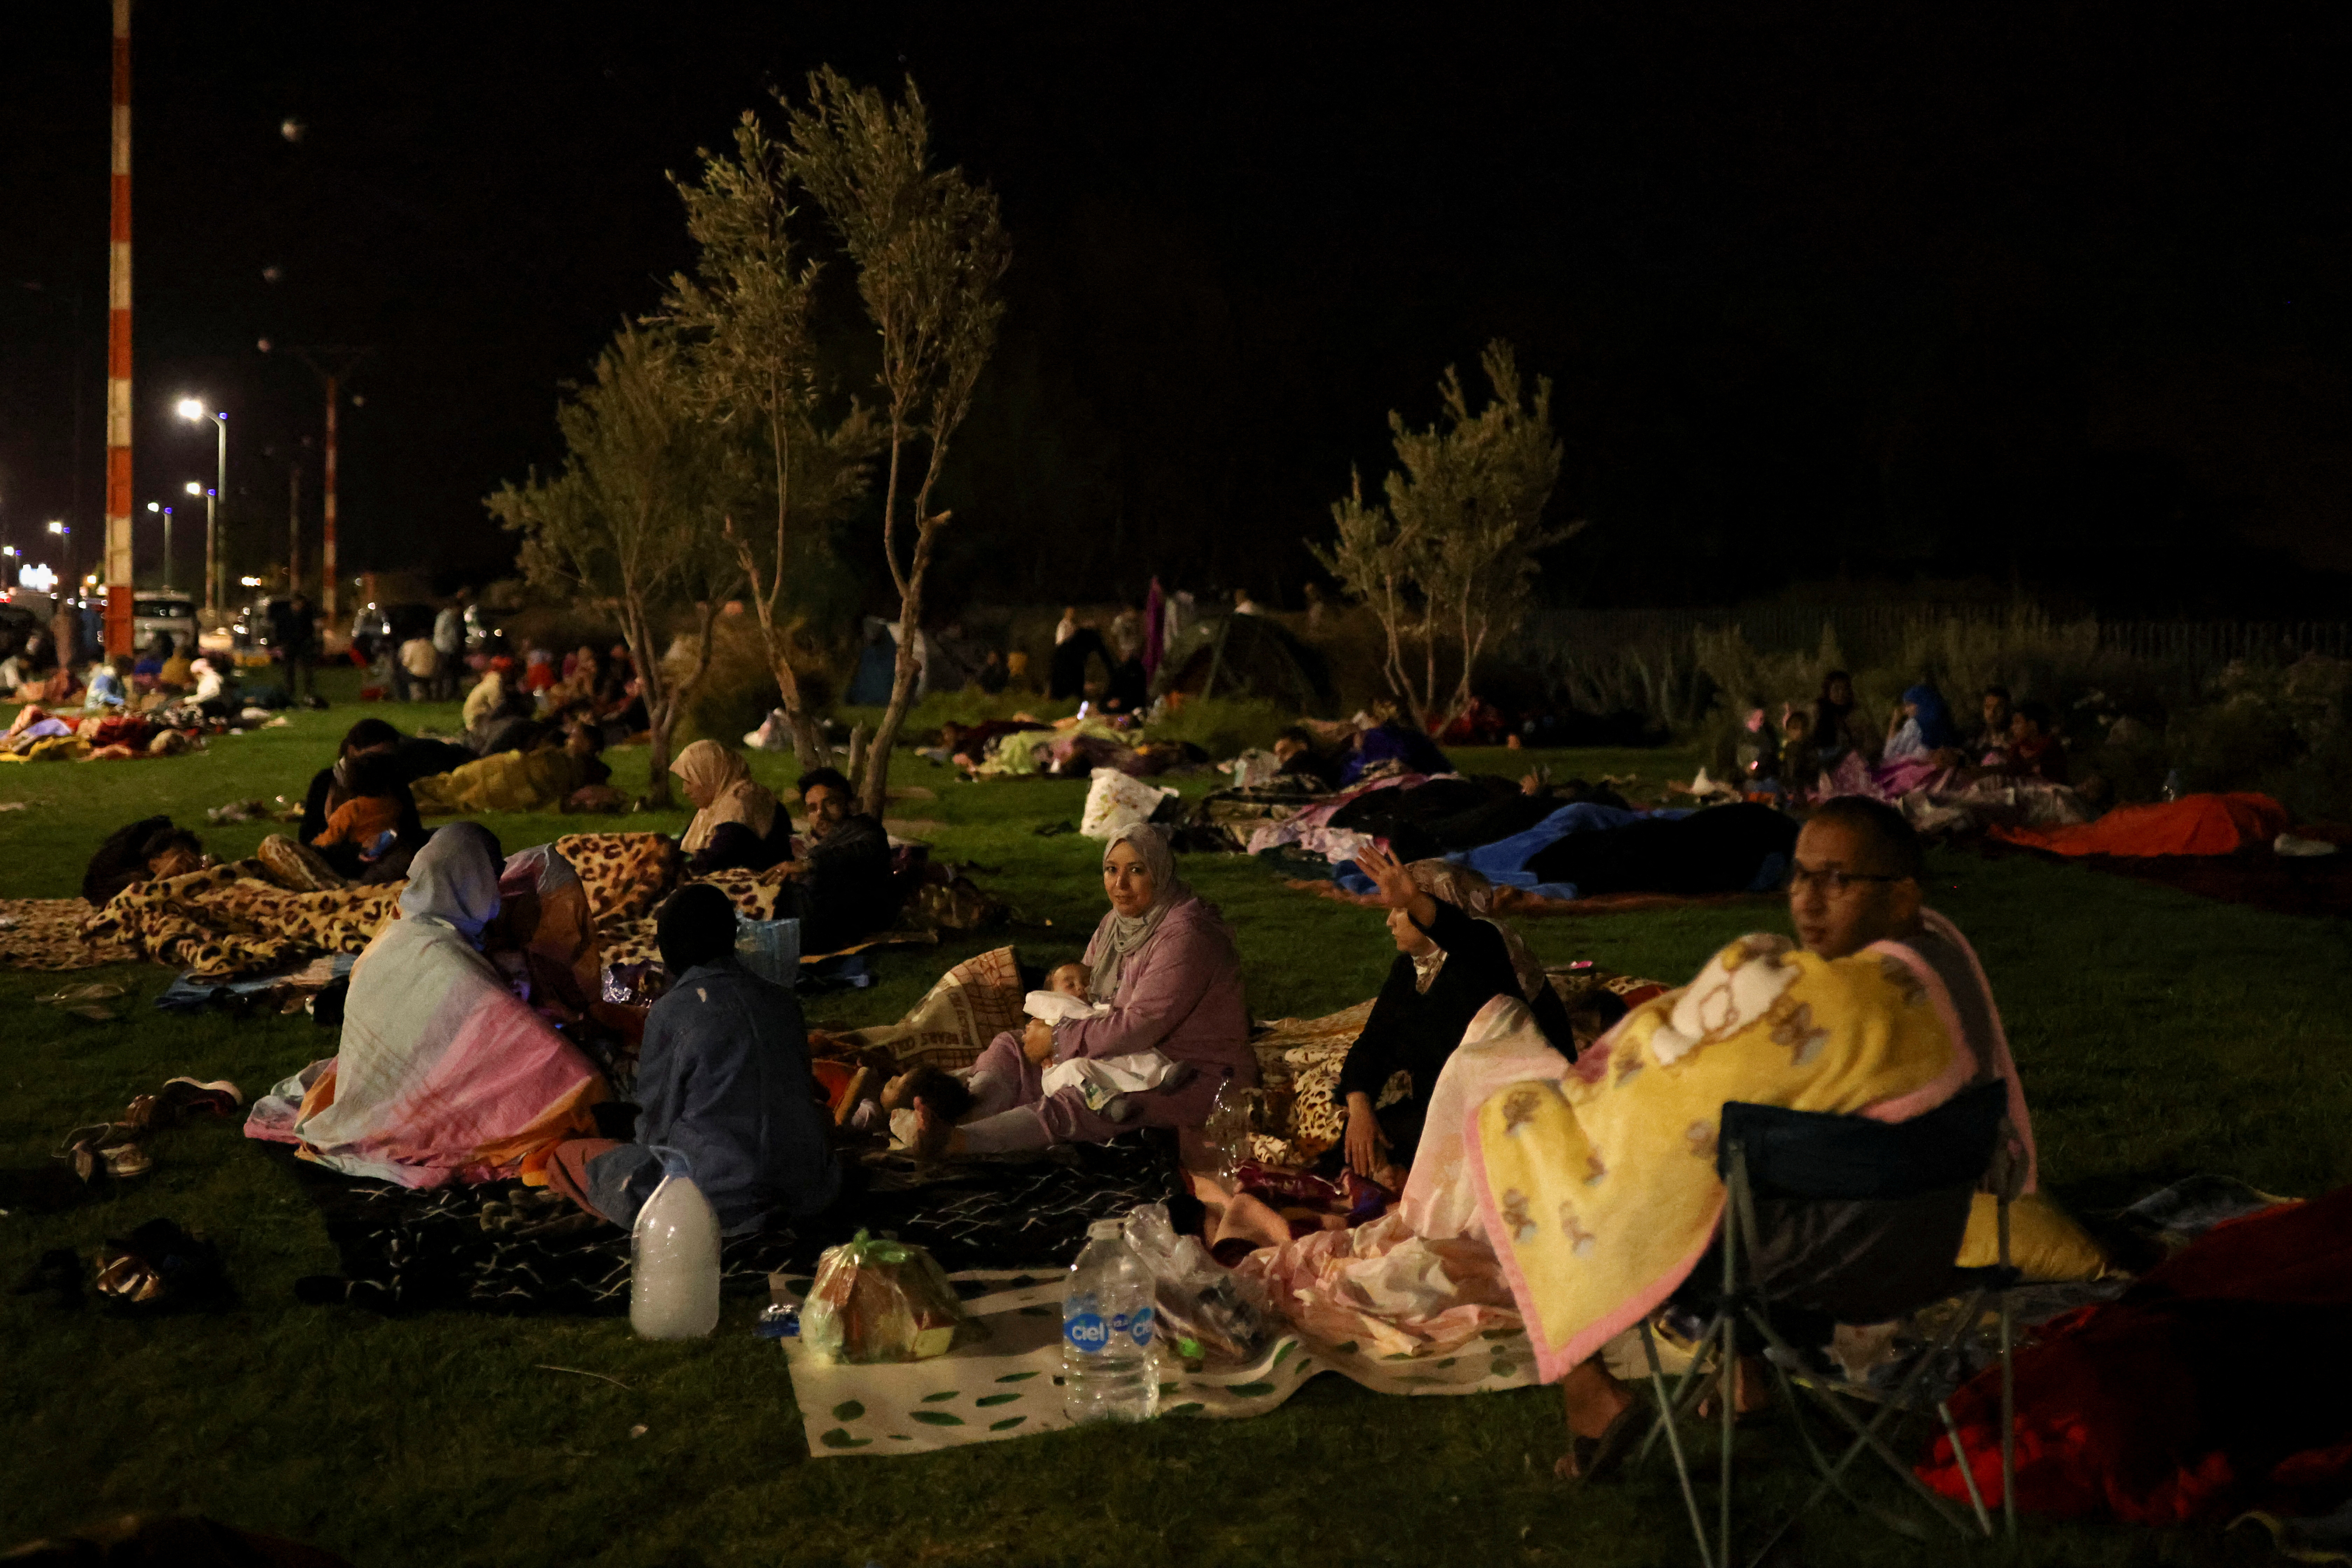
[1809, 669, 1878, 766]
[1987, 700, 2068, 784]
[280, 593, 320, 701]
[1272, 725, 1343, 789]
[1970, 686, 2014, 759]
[769, 766, 898, 953]
[300, 718, 476, 843]
[397, 632, 439, 704]
[81, 656, 128, 712]
[308, 750, 424, 881]
[432, 593, 467, 701]
[672, 739, 790, 875]
[1882, 682, 1965, 763]
[83, 816, 206, 906]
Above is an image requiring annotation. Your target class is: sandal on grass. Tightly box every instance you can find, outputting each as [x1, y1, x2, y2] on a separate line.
[1556, 1401, 1644, 1485]
[54, 1124, 152, 1183]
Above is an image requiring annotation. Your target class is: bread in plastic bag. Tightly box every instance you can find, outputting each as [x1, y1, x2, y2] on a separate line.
[801, 1231, 983, 1365]
[1121, 1202, 1268, 1367]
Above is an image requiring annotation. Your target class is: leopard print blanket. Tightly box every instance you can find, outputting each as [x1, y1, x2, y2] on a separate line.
[1245, 969, 1669, 1168]
[6, 831, 945, 979]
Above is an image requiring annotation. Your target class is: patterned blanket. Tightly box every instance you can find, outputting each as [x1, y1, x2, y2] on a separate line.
[1474, 933, 1968, 1381]
[1, 831, 944, 980]
[279, 1133, 1185, 1315]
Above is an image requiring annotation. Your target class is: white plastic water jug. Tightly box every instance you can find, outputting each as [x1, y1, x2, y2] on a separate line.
[629, 1145, 722, 1339]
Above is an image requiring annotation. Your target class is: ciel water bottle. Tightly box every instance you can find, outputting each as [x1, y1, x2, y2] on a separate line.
[1062, 1217, 1160, 1423]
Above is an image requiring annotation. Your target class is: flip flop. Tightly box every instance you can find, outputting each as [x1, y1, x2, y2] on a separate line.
[1557, 1401, 1644, 1486]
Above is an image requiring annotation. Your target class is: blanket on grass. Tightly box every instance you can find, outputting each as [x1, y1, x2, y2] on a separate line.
[1923, 1182, 2352, 1530]
[6, 832, 952, 979]
[1989, 792, 2290, 858]
[782, 1269, 1539, 1456]
[275, 1133, 1184, 1315]
[1473, 931, 1972, 1382]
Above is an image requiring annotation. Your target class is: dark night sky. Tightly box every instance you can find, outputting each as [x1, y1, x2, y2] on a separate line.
[5, 2, 2352, 618]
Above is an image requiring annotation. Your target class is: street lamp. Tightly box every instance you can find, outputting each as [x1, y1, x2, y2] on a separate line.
[176, 398, 227, 618]
[149, 500, 176, 590]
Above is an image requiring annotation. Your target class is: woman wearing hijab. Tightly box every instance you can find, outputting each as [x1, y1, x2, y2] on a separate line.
[544, 884, 844, 1233]
[1809, 670, 1878, 766]
[672, 739, 788, 874]
[935, 823, 1254, 1154]
[1335, 844, 1577, 1180]
[243, 823, 605, 1186]
[1881, 681, 1965, 761]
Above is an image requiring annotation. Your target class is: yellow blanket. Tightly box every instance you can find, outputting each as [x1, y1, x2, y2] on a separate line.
[1472, 933, 1967, 1381]
[410, 749, 589, 816]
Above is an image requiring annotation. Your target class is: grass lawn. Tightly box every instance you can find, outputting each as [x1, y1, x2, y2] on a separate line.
[4, 670, 2347, 1565]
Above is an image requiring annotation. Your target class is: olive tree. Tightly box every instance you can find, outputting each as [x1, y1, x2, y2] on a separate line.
[664, 112, 878, 770]
[1315, 341, 1575, 729]
[782, 68, 1011, 817]
[487, 326, 742, 808]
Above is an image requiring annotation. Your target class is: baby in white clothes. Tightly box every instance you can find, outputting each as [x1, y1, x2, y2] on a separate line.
[1031, 961, 1190, 1115]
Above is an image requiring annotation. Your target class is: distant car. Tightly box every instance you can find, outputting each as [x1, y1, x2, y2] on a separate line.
[231, 595, 290, 659]
[131, 591, 198, 653]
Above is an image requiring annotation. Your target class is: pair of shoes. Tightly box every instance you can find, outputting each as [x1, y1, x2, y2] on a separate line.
[1557, 1401, 1643, 1485]
[56, 1123, 152, 1182]
[93, 1219, 233, 1315]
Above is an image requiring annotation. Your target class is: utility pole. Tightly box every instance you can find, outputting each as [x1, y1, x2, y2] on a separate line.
[288, 460, 302, 595]
[292, 346, 368, 625]
[102, 0, 134, 656]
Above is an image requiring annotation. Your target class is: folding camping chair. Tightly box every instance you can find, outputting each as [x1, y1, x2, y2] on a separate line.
[1629, 1077, 2026, 1568]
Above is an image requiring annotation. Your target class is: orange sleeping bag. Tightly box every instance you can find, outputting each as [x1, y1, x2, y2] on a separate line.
[1989, 793, 2289, 858]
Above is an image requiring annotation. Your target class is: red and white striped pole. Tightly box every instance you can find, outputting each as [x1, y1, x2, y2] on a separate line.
[322, 374, 339, 623]
[103, 0, 134, 656]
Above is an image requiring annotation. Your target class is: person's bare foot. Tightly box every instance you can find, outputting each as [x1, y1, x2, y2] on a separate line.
[1696, 1353, 1772, 1419]
[1212, 1190, 1292, 1252]
[1554, 1360, 1639, 1479]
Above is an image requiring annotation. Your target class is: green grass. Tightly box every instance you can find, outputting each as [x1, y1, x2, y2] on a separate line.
[4, 670, 2347, 1564]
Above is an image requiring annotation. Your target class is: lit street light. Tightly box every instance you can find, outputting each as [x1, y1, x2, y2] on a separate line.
[176, 398, 228, 618]
[147, 500, 176, 590]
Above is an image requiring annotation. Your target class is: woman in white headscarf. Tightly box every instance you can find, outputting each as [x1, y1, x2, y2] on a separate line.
[941, 822, 1255, 1154]
[670, 739, 784, 873]
[1332, 843, 1575, 1180]
[248, 824, 606, 1187]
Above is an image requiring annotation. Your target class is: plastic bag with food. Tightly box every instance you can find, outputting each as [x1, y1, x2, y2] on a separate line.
[800, 1231, 982, 1365]
[1121, 1202, 1269, 1368]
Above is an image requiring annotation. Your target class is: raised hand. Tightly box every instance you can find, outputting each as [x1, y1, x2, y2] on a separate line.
[1351, 841, 1418, 911]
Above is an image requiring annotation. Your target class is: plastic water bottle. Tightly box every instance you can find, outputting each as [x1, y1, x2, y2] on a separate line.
[1202, 1071, 1252, 1183]
[1062, 1218, 1159, 1423]
[630, 1146, 721, 1339]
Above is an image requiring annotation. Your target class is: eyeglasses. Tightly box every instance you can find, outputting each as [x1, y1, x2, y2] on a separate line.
[1787, 865, 1908, 896]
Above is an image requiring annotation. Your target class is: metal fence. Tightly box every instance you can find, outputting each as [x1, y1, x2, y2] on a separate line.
[1520, 605, 2352, 678]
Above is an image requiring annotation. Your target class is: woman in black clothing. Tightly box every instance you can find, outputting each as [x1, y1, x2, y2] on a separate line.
[1335, 844, 1575, 1179]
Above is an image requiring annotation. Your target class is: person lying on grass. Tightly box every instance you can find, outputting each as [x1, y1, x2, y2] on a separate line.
[919, 823, 1255, 1156]
[544, 883, 846, 1235]
[1491, 796, 2039, 1480]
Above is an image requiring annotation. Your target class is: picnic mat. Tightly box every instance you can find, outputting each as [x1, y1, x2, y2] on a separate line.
[276, 1132, 1184, 1315]
[781, 1268, 1541, 1456]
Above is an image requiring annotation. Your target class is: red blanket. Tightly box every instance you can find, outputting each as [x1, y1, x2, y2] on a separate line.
[1988, 793, 2288, 858]
[1921, 1186, 2352, 1525]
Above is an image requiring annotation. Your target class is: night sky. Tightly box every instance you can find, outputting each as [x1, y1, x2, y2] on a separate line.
[5, 3, 2351, 618]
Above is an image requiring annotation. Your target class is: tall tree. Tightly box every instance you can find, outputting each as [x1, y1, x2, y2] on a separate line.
[783, 68, 1012, 817]
[664, 112, 877, 769]
[487, 327, 741, 808]
[1315, 341, 1575, 729]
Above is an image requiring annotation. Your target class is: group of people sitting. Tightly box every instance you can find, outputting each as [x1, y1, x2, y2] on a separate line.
[1770, 672, 2069, 797]
[221, 697, 2040, 1485]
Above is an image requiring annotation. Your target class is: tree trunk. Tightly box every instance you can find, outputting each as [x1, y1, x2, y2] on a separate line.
[859, 586, 924, 818]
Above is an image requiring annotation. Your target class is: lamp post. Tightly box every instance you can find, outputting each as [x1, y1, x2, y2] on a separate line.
[149, 499, 176, 590]
[176, 398, 225, 618]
